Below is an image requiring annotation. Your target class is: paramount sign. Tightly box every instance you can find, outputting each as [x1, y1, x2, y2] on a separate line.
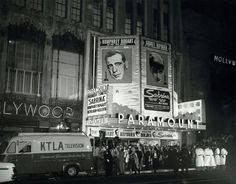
[117, 113, 205, 130]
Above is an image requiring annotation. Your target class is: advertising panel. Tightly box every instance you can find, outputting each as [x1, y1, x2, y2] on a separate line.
[87, 85, 109, 117]
[144, 88, 170, 112]
[178, 99, 206, 123]
[141, 38, 173, 118]
[87, 126, 178, 140]
[97, 36, 140, 115]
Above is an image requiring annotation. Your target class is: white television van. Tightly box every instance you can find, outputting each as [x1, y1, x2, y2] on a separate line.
[0, 132, 93, 177]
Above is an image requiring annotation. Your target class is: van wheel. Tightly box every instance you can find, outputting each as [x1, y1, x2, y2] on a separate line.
[65, 165, 79, 177]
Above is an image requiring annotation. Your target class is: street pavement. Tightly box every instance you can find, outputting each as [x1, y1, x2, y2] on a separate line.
[6, 169, 236, 184]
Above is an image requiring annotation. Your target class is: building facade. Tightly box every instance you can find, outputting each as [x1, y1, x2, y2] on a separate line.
[0, 0, 202, 145]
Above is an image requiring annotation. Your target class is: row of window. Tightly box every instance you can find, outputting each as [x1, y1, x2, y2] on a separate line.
[13, 0, 82, 22]
[6, 40, 83, 100]
[12, 0, 169, 39]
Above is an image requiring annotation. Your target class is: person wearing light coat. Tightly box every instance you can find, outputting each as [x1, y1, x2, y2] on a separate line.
[214, 147, 221, 168]
[204, 145, 215, 170]
[195, 145, 205, 171]
[220, 147, 228, 170]
[209, 146, 216, 169]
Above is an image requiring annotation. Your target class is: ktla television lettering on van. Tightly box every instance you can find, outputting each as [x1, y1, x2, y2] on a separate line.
[0, 133, 93, 177]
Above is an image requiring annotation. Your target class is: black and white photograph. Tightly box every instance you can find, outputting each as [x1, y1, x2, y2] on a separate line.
[0, 0, 236, 184]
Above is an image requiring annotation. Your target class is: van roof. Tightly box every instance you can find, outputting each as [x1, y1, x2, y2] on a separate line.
[17, 132, 87, 137]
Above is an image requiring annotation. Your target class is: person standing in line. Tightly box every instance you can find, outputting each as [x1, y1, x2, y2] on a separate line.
[152, 147, 160, 173]
[104, 146, 113, 176]
[118, 146, 125, 175]
[124, 146, 130, 170]
[209, 145, 216, 170]
[111, 145, 120, 176]
[128, 147, 138, 174]
[144, 147, 151, 170]
[220, 145, 228, 170]
[180, 144, 190, 174]
[204, 144, 212, 171]
[195, 144, 205, 171]
[168, 146, 179, 174]
[214, 145, 221, 169]
[93, 143, 100, 175]
[136, 146, 143, 174]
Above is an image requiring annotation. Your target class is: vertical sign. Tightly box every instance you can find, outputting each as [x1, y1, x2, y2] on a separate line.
[97, 36, 140, 116]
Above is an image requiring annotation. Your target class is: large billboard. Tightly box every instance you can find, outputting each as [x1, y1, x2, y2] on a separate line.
[97, 36, 141, 115]
[141, 38, 173, 118]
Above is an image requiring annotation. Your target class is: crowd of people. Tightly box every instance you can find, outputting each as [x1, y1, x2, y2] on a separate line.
[92, 134, 231, 176]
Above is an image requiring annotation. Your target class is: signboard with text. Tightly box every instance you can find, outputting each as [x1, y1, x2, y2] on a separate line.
[87, 85, 109, 117]
[87, 126, 179, 140]
[144, 88, 170, 112]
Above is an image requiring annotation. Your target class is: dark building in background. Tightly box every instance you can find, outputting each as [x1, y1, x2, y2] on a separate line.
[0, 1, 184, 137]
[182, 0, 236, 136]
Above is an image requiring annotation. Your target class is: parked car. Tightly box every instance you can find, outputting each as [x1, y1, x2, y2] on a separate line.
[0, 162, 16, 183]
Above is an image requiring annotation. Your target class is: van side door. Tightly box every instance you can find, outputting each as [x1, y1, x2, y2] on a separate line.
[16, 141, 33, 175]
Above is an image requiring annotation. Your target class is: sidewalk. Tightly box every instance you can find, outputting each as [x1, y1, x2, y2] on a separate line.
[124, 168, 196, 175]
[81, 167, 197, 176]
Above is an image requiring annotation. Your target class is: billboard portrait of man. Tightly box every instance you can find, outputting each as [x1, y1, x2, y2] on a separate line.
[146, 51, 168, 87]
[102, 49, 132, 83]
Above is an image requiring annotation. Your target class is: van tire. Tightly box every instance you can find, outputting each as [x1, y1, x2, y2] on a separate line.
[64, 165, 79, 177]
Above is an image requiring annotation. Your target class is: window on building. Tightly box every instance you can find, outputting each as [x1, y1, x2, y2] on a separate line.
[29, 0, 43, 11]
[153, 9, 160, 39]
[125, 0, 132, 35]
[125, 15, 132, 35]
[163, 12, 169, 42]
[6, 40, 42, 96]
[136, 0, 143, 35]
[106, 0, 114, 31]
[163, 0, 170, 42]
[52, 50, 83, 99]
[55, 0, 67, 18]
[71, 0, 82, 22]
[13, 0, 26, 7]
[92, 0, 102, 28]
[136, 18, 143, 35]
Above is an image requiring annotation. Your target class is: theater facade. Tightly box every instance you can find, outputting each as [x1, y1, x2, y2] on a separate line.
[85, 35, 206, 146]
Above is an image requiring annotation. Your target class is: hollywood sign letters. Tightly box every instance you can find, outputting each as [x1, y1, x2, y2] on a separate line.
[0, 101, 73, 118]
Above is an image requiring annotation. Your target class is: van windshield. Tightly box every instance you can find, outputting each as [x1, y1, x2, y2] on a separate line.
[0, 141, 9, 154]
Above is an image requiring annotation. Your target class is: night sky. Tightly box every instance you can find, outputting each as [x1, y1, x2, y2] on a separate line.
[182, 0, 236, 135]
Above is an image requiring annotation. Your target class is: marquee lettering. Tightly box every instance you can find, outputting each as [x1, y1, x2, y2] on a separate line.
[116, 113, 203, 130]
